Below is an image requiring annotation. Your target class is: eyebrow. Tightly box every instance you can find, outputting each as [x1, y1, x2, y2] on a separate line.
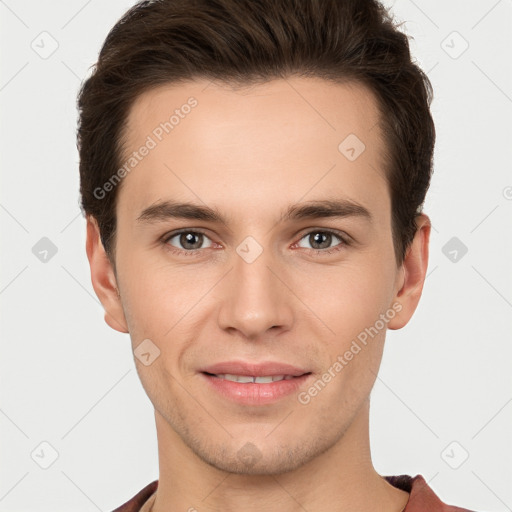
[136, 198, 372, 226]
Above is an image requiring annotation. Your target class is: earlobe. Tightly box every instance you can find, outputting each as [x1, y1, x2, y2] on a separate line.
[387, 214, 431, 330]
[85, 215, 129, 334]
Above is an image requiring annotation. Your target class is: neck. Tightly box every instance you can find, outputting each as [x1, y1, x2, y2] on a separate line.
[150, 401, 409, 512]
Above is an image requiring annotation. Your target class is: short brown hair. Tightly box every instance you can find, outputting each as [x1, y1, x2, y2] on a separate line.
[76, 0, 435, 266]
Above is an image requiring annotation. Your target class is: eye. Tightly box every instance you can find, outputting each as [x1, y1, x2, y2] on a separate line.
[295, 229, 349, 255]
[163, 230, 214, 254]
[161, 228, 350, 257]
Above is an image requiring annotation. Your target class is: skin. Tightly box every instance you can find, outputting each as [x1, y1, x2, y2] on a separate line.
[86, 77, 430, 511]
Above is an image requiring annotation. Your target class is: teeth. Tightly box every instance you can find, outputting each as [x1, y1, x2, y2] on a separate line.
[255, 376, 274, 383]
[215, 374, 293, 383]
[232, 374, 254, 383]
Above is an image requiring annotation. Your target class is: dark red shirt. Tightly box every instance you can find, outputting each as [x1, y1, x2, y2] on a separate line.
[112, 474, 475, 511]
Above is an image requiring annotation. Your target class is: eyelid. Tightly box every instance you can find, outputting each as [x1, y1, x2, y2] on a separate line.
[162, 227, 211, 239]
[294, 226, 351, 244]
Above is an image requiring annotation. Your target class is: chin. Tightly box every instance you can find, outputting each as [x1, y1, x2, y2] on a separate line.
[192, 436, 325, 476]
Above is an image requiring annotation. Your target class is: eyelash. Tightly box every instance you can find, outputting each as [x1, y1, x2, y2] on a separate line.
[160, 228, 351, 257]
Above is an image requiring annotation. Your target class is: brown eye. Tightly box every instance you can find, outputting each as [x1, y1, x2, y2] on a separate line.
[296, 230, 347, 254]
[164, 230, 214, 252]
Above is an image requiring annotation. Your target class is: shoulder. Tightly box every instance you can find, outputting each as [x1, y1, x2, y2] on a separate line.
[384, 474, 477, 512]
[111, 480, 158, 512]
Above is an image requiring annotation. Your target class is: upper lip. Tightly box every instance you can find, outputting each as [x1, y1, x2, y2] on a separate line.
[200, 360, 310, 377]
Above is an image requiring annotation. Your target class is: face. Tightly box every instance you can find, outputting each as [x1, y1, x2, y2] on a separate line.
[88, 77, 427, 476]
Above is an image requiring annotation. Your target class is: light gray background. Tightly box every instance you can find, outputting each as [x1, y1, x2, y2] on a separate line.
[1, 0, 511, 511]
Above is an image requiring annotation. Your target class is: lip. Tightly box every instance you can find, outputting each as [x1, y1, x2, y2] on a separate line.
[198, 360, 312, 405]
[200, 360, 309, 377]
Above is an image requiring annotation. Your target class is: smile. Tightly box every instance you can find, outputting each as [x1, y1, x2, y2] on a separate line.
[208, 373, 297, 383]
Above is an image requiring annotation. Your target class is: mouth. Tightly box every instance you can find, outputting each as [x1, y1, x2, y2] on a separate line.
[202, 372, 310, 383]
[198, 360, 313, 404]
[199, 360, 310, 378]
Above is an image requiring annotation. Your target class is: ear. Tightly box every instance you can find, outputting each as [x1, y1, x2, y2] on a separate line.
[85, 215, 129, 333]
[387, 214, 431, 330]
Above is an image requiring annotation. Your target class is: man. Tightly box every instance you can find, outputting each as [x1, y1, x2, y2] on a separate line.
[78, 0, 475, 510]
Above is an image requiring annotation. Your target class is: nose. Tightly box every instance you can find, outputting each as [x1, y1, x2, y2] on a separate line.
[216, 242, 294, 340]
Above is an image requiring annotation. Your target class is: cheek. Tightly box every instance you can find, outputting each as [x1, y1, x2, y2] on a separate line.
[304, 274, 390, 412]
[305, 261, 395, 341]
[124, 280, 185, 341]
[118, 261, 210, 375]
[117, 240, 179, 312]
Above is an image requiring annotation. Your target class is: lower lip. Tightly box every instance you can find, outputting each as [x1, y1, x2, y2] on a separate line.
[200, 372, 312, 405]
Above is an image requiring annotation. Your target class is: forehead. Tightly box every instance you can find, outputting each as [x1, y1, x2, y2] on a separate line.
[118, 77, 389, 224]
